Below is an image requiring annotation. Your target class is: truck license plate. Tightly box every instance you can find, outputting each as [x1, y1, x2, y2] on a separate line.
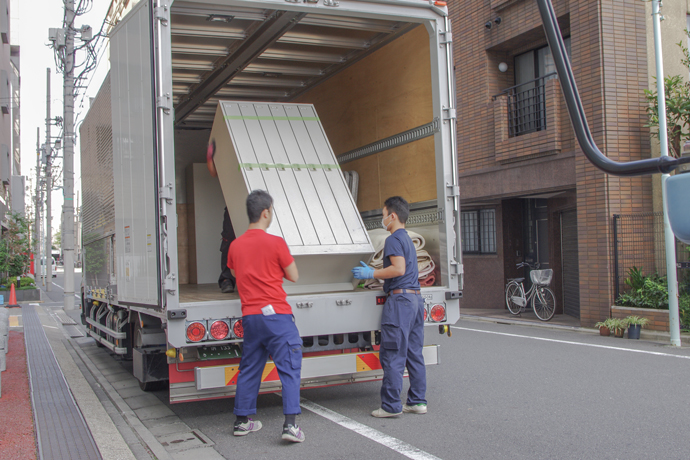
[198, 345, 241, 360]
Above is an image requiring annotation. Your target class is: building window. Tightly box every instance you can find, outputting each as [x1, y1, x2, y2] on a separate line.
[462, 209, 496, 254]
[507, 38, 572, 137]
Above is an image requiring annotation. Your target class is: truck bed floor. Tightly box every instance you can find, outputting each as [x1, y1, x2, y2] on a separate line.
[179, 283, 240, 303]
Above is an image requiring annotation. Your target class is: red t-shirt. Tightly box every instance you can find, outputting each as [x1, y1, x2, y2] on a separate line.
[227, 229, 294, 316]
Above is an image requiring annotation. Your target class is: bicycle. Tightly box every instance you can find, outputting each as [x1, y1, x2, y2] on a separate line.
[505, 262, 556, 321]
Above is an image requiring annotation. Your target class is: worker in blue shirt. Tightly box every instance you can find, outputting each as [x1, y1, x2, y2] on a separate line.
[352, 196, 427, 417]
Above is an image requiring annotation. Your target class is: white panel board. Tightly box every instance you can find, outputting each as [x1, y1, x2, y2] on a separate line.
[110, 0, 160, 306]
[189, 164, 226, 284]
[209, 101, 374, 294]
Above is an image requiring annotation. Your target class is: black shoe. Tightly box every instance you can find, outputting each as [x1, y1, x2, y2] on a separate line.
[220, 282, 235, 293]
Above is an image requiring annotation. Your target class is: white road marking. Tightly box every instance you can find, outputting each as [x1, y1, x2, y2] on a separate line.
[452, 326, 690, 360]
[300, 398, 443, 460]
[51, 281, 81, 299]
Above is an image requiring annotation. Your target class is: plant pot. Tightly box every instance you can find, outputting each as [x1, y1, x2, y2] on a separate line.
[614, 328, 625, 338]
[599, 326, 610, 337]
[628, 324, 641, 339]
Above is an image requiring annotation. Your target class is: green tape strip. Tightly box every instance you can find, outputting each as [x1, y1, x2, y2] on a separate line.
[238, 163, 340, 171]
[224, 115, 320, 122]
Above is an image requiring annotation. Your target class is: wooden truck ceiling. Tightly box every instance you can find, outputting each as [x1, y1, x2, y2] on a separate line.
[171, 2, 418, 128]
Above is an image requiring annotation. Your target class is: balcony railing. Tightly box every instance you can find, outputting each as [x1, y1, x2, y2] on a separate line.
[494, 72, 557, 138]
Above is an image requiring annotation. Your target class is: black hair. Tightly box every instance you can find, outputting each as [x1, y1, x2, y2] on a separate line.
[383, 196, 409, 224]
[246, 190, 273, 223]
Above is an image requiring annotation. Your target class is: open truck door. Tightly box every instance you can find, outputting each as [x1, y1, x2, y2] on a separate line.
[109, 0, 178, 312]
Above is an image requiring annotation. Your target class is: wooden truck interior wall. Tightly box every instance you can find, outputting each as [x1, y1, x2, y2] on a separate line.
[174, 24, 436, 286]
[294, 24, 435, 212]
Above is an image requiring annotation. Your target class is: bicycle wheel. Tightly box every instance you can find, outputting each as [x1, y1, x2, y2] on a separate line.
[532, 286, 556, 321]
[505, 282, 524, 315]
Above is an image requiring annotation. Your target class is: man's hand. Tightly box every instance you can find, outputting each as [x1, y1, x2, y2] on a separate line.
[352, 261, 375, 280]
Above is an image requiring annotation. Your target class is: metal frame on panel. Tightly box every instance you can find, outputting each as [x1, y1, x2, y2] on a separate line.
[153, 0, 179, 311]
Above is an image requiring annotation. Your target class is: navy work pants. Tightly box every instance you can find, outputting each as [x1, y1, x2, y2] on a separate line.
[379, 293, 427, 413]
[233, 314, 303, 416]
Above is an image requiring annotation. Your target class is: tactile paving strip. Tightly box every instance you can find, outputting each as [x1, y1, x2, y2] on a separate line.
[22, 305, 102, 460]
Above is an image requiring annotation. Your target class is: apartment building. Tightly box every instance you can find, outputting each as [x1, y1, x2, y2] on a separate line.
[450, 0, 656, 327]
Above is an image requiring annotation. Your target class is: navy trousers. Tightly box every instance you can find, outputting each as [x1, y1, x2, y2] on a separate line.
[233, 314, 303, 416]
[379, 293, 427, 413]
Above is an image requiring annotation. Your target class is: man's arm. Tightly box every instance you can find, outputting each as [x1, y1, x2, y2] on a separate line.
[283, 261, 299, 283]
[373, 256, 405, 280]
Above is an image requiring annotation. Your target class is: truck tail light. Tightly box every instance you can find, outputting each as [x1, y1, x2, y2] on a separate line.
[186, 322, 206, 342]
[210, 320, 230, 340]
[430, 304, 446, 322]
[232, 319, 244, 338]
[424, 307, 428, 322]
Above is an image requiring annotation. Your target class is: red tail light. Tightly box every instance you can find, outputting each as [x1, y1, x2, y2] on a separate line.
[423, 307, 428, 321]
[233, 319, 244, 338]
[430, 304, 446, 322]
[186, 322, 206, 342]
[210, 320, 230, 340]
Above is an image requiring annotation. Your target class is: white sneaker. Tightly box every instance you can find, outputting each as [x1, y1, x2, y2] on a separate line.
[233, 418, 262, 436]
[371, 407, 402, 418]
[403, 404, 427, 414]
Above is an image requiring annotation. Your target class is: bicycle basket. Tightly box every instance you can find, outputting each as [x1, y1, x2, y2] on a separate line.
[530, 269, 553, 286]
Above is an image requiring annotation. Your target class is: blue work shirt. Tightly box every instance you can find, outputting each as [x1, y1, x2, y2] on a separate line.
[383, 228, 420, 293]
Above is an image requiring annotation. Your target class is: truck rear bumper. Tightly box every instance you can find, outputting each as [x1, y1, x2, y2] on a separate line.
[169, 345, 439, 404]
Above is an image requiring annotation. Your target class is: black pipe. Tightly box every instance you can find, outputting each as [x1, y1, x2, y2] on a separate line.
[535, 0, 690, 176]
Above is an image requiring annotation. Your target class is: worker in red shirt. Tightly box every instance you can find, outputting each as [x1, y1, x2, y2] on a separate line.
[228, 190, 305, 443]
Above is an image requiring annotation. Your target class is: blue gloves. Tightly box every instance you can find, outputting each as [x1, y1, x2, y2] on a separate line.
[352, 261, 375, 280]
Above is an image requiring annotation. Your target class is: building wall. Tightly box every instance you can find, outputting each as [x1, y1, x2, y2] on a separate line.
[451, 0, 654, 326]
[0, 0, 13, 224]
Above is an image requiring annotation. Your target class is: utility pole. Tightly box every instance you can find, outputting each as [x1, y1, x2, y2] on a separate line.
[62, 0, 76, 310]
[45, 68, 52, 290]
[652, 0, 681, 346]
[35, 128, 42, 287]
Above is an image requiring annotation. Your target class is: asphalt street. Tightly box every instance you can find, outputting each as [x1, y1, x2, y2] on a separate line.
[44, 270, 690, 460]
[143, 322, 689, 460]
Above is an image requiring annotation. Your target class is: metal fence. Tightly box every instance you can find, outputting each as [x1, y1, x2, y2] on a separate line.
[493, 72, 557, 137]
[612, 212, 690, 299]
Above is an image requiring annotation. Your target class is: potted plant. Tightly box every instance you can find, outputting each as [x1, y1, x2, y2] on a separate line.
[594, 318, 614, 336]
[610, 318, 627, 338]
[625, 315, 649, 339]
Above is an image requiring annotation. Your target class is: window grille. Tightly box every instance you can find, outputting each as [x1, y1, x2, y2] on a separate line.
[462, 209, 496, 254]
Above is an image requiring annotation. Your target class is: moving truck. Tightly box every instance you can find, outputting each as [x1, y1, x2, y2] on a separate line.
[79, 0, 463, 402]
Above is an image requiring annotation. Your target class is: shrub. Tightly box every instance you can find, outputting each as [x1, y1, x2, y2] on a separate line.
[20, 276, 35, 288]
[616, 270, 669, 309]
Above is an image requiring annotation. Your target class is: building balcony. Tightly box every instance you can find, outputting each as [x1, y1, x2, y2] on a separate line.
[492, 74, 564, 164]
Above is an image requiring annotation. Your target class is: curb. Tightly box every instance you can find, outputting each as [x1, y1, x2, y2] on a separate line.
[459, 313, 690, 346]
[67, 338, 174, 460]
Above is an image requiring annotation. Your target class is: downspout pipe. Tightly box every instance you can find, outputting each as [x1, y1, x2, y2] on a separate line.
[535, 0, 690, 176]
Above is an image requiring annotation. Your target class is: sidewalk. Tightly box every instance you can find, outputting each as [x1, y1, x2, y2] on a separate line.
[460, 307, 690, 345]
[0, 330, 37, 460]
[2, 286, 215, 460]
[1, 296, 138, 460]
